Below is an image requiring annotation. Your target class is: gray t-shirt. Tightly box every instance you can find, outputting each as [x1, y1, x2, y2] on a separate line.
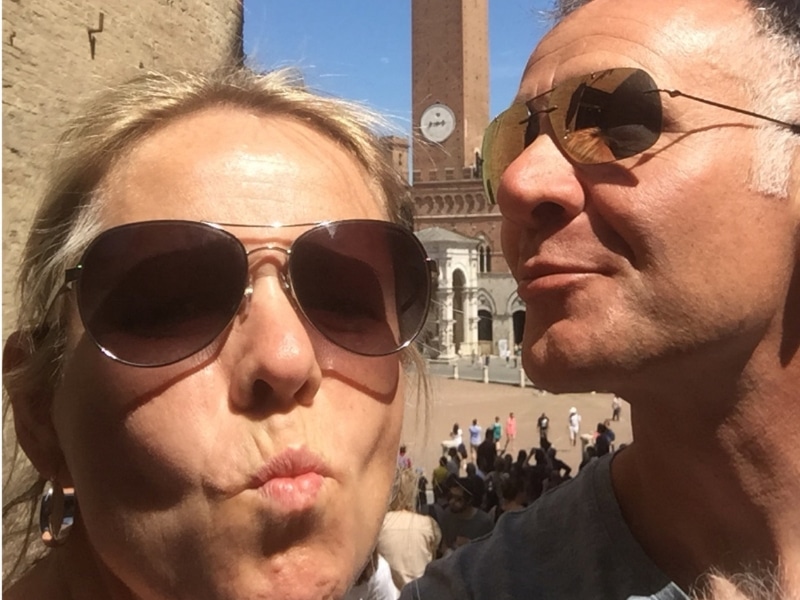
[400, 454, 688, 600]
[439, 507, 494, 550]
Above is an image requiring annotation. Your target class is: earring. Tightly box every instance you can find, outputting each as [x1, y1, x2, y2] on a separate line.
[39, 480, 76, 547]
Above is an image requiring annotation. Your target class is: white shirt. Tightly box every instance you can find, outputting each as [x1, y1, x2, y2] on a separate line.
[344, 555, 400, 600]
[451, 428, 463, 446]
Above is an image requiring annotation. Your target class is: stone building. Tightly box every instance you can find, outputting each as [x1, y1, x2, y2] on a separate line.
[409, 0, 522, 360]
[2, 1, 244, 339]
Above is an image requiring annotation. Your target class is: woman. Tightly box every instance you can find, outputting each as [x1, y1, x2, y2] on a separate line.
[440, 422, 463, 455]
[2, 66, 432, 600]
[377, 468, 441, 590]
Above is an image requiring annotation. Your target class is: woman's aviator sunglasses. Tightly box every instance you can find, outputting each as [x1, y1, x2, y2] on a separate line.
[482, 67, 800, 204]
[54, 219, 434, 367]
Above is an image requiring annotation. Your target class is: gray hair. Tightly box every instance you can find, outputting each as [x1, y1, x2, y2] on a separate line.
[690, 569, 785, 600]
[549, 0, 800, 197]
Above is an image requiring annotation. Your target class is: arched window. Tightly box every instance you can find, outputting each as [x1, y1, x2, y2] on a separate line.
[478, 309, 493, 341]
[452, 269, 466, 353]
[478, 241, 492, 273]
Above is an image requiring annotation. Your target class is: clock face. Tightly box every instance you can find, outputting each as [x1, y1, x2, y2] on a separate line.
[420, 103, 456, 143]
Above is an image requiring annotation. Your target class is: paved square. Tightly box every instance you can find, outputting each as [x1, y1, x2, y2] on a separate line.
[400, 374, 632, 480]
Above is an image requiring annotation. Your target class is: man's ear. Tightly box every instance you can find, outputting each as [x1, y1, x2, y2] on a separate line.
[3, 331, 66, 481]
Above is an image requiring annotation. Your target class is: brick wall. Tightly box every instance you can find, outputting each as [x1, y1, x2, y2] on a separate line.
[2, 0, 244, 339]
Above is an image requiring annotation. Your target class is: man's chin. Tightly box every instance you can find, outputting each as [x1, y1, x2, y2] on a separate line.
[522, 347, 617, 394]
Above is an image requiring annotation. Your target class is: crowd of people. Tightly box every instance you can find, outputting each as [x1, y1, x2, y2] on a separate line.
[371, 407, 624, 590]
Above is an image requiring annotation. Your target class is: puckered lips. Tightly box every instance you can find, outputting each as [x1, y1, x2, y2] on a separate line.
[249, 447, 332, 514]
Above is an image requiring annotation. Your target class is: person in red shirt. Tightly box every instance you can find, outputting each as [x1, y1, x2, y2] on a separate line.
[505, 412, 518, 455]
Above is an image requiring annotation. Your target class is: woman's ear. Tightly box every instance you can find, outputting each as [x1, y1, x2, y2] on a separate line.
[3, 331, 66, 481]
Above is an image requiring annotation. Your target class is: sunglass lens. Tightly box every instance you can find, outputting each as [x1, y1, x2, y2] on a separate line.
[481, 102, 531, 205]
[481, 68, 663, 202]
[289, 221, 431, 356]
[555, 67, 662, 163]
[77, 221, 248, 367]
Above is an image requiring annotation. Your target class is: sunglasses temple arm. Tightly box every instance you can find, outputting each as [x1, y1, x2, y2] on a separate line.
[656, 89, 800, 133]
[32, 267, 81, 343]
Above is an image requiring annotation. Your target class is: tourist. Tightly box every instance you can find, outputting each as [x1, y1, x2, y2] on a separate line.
[611, 395, 623, 421]
[468, 418, 482, 463]
[491, 416, 502, 451]
[505, 411, 517, 455]
[378, 468, 442, 590]
[438, 478, 494, 557]
[567, 407, 581, 447]
[536, 412, 550, 448]
[431, 456, 449, 502]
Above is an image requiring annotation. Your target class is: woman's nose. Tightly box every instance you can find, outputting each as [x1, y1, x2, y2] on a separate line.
[495, 132, 586, 232]
[224, 273, 322, 415]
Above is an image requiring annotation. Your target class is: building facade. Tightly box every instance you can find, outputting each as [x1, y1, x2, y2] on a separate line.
[410, 0, 523, 360]
[2, 0, 244, 339]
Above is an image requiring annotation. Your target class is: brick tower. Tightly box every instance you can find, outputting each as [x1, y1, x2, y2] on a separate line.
[411, 0, 489, 182]
[411, 0, 522, 360]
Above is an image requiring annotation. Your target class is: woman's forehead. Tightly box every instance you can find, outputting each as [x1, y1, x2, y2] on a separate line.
[97, 107, 386, 228]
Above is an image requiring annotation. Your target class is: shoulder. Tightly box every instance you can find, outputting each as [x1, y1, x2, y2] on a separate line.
[401, 456, 682, 600]
[5, 557, 72, 600]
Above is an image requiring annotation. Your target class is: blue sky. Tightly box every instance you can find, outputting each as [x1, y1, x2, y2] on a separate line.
[242, 1, 554, 134]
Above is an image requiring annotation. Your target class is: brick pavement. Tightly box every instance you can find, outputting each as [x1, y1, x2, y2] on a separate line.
[400, 374, 632, 481]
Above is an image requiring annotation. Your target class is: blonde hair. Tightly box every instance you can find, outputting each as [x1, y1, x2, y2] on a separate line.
[2, 64, 430, 587]
[388, 466, 420, 513]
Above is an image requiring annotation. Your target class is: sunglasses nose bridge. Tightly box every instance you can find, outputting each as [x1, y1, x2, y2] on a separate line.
[239, 245, 293, 314]
[245, 245, 291, 276]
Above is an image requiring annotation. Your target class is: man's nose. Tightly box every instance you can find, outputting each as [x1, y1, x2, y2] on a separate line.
[495, 131, 586, 232]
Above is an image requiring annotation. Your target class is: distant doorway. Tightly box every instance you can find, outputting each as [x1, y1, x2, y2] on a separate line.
[478, 309, 493, 355]
[512, 310, 525, 346]
[452, 269, 466, 353]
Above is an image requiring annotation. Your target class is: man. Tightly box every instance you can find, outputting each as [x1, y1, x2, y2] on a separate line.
[468, 418, 482, 463]
[611, 395, 623, 421]
[603, 418, 617, 452]
[402, 0, 800, 598]
[491, 416, 502, 451]
[593, 422, 611, 457]
[464, 463, 486, 509]
[437, 477, 494, 557]
[567, 406, 581, 447]
[475, 428, 497, 476]
[431, 456, 449, 502]
[536, 412, 550, 448]
[444, 447, 460, 477]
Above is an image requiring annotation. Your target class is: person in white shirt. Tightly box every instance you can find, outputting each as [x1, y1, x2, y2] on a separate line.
[567, 407, 581, 447]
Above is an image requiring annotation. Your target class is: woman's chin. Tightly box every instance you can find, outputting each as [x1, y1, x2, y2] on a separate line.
[210, 545, 359, 600]
[231, 570, 351, 600]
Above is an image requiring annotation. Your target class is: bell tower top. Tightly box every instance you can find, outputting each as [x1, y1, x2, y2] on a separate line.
[411, 0, 489, 184]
